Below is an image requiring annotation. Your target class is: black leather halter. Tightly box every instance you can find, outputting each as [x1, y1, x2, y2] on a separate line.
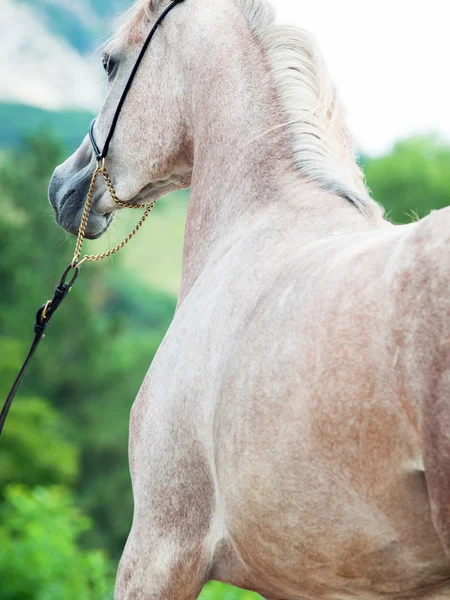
[0, 0, 186, 438]
[90, 0, 186, 161]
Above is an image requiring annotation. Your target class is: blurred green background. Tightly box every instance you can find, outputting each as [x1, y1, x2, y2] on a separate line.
[1, 1, 450, 598]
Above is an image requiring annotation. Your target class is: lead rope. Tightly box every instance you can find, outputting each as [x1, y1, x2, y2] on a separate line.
[0, 0, 186, 438]
[72, 159, 156, 267]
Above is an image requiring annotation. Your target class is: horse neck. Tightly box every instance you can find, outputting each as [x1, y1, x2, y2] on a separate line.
[177, 3, 374, 302]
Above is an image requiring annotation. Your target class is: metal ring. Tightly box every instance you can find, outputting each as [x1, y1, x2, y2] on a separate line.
[42, 300, 52, 321]
[61, 263, 81, 286]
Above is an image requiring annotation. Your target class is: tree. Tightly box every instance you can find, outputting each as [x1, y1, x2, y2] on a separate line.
[0, 134, 176, 556]
[0, 486, 113, 600]
[364, 136, 450, 224]
[0, 397, 79, 488]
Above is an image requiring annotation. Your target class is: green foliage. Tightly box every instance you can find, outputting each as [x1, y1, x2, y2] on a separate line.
[0, 397, 79, 488]
[201, 582, 260, 600]
[0, 486, 113, 600]
[364, 136, 450, 223]
[105, 268, 177, 330]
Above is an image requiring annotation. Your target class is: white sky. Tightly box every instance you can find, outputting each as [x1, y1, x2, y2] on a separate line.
[272, 0, 450, 155]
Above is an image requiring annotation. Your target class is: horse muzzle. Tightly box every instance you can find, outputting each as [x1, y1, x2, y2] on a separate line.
[48, 161, 114, 240]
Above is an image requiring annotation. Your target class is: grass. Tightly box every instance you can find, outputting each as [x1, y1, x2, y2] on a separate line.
[83, 191, 188, 297]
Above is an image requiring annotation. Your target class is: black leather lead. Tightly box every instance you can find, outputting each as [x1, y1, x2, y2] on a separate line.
[0, 265, 80, 437]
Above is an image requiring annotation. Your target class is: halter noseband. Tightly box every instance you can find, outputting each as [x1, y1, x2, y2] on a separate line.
[89, 0, 185, 161]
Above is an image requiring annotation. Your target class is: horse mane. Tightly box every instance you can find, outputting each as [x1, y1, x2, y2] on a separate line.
[108, 0, 382, 217]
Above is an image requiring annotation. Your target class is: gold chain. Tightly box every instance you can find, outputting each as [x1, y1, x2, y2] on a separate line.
[71, 159, 156, 267]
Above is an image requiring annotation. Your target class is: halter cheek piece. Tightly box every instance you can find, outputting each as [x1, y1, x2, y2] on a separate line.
[0, 0, 186, 438]
[89, 0, 186, 162]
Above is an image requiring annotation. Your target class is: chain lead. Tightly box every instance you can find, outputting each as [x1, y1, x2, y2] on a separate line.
[71, 159, 157, 268]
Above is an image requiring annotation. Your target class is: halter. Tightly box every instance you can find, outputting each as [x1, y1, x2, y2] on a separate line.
[90, 0, 185, 162]
[74, 0, 186, 267]
[0, 0, 186, 437]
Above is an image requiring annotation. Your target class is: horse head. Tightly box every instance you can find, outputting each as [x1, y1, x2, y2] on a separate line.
[48, 0, 192, 239]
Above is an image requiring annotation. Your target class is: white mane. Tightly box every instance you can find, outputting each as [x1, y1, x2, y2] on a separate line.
[111, 0, 382, 216]
[233, 0, 381, 216]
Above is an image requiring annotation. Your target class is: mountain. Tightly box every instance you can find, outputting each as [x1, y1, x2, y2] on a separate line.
[0, 102, 94, 151]
[18, 0, 132, 54]
[1, 0, 131, 112]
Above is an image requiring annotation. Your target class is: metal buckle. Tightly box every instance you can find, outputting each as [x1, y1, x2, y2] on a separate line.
[42, 300, 52, 321]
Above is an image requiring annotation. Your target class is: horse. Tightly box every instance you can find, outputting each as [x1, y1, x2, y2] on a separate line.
[48, 0, 450, 598]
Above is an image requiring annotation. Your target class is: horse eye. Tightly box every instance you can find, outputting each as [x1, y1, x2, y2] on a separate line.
[102, 53, 115, 77]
